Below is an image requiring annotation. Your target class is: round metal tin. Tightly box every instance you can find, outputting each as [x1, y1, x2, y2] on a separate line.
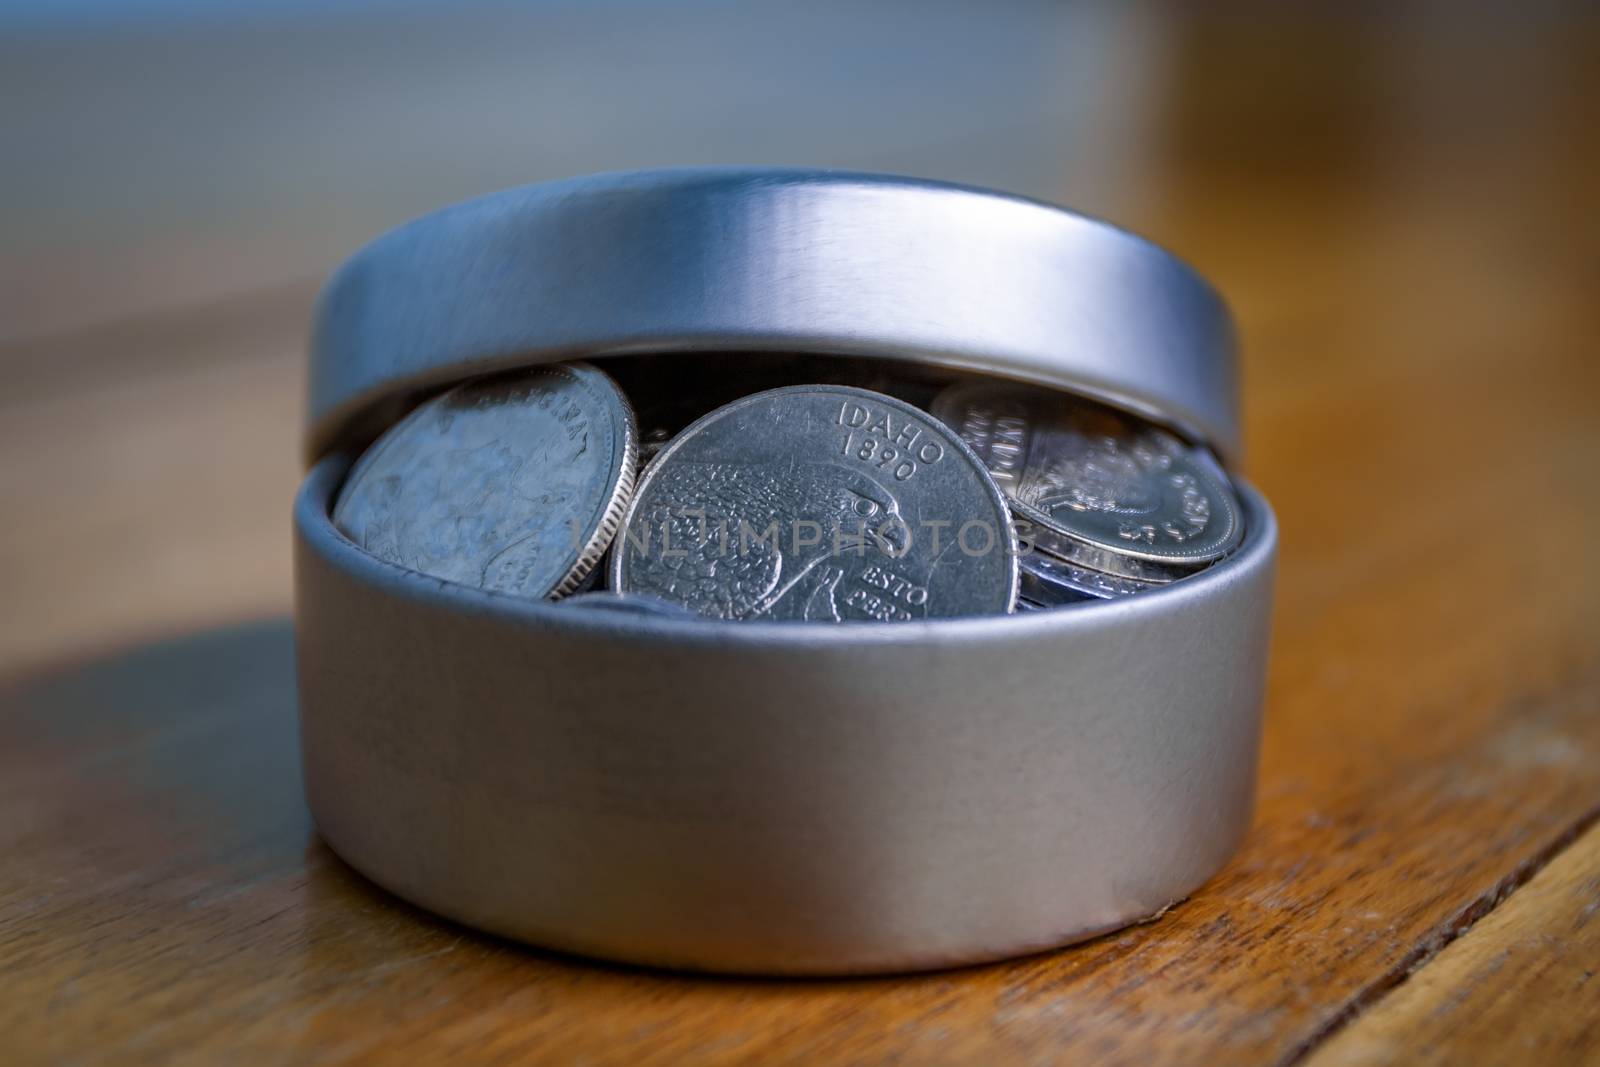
[296, 168, 1275, 974]
[308, 168, 1238, 463]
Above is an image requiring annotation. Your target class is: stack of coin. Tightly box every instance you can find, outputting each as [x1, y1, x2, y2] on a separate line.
[930, 380, 1243, 606]
[334, 362, 1241, 621]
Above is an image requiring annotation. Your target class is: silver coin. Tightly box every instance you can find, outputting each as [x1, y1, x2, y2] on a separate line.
[1019, 551, 1161, 606]
[559, 591, 701, 620]
[1022, 521, 1200, 584]
[931, 381, 1242, 574]
[334, 362, 637, 599]
[611, 385, 1018, 622]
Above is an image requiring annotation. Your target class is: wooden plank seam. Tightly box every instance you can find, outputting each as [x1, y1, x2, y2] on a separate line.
[1277, 801, 1600, 1066]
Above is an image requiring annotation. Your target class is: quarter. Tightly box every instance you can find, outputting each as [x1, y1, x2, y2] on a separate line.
[611, 385, 1018, 621]
[1018, 551, 1161, 606]
[932, 381, 1242, 575]
[333, 362, 637, 599]
[558, 591, 701, 620]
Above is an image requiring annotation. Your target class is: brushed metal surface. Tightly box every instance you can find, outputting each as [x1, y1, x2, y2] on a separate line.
[295, 455, 1276, 974]
[308, 169, 1238, 462]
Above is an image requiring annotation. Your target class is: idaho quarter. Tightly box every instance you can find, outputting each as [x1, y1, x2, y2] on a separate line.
[611, 385, 1018, 621]
[334, 362, 637, 599]
[932, 381, 1242, 574]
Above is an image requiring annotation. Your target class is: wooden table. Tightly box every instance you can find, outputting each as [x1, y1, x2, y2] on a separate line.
[3, 8, 1597, 1065]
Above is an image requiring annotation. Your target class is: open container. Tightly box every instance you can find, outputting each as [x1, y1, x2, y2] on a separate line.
[295, 168, 1277, 974]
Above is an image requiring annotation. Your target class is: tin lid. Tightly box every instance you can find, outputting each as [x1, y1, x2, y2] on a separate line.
[308, 168, 1239, 462]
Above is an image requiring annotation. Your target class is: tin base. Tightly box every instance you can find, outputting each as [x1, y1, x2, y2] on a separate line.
[294, 455, 1275, 975]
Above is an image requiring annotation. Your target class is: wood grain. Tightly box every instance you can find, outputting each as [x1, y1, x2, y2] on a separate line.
[2, 7, 1599, 1066]
[1305, 821, 1600, 1067]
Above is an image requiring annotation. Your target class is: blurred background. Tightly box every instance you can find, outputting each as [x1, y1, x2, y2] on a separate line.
[3, 0, 1176, 340]
[1, 1, 1596, 670]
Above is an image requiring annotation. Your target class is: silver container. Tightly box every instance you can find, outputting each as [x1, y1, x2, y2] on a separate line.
[295, 169, 1277, 974]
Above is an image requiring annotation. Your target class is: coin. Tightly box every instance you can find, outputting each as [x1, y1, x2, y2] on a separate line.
[1018, 551, 1161, 606]
[611, 385, 1018, 621]
[334, 362, 637, 599]
[559, 591, 701, 620]
[931, 381, 1242, 577]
